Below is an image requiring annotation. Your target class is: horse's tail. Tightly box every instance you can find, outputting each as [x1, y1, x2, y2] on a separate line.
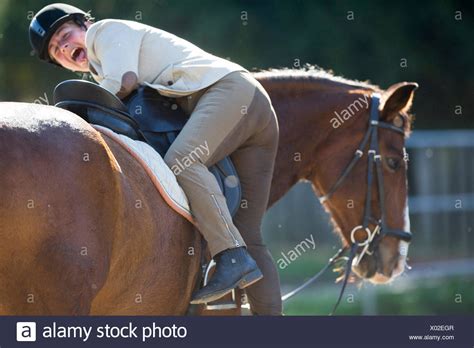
[0, 102, 122, 314]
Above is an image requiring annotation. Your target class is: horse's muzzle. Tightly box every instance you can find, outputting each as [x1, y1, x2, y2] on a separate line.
[352, 244, 403, 284]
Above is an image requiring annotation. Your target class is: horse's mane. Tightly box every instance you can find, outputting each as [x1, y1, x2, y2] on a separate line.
[252, 64, 414, 136]
[252, 64, 380, 92]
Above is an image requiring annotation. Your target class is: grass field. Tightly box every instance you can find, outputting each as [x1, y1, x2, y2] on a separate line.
[268, 240, 474, 315]
[282, 276, 474, 315]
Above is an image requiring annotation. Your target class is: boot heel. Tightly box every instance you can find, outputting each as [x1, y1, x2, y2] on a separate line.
[238, 269, 263, 289]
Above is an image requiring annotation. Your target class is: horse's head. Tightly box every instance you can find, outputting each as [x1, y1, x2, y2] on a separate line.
[312, 82, 418, 284]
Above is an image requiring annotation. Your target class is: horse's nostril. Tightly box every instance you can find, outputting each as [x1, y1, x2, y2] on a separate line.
[365, 263, 376, 278]
[354, 254, 377, 279]
[383, 267, 393, 278]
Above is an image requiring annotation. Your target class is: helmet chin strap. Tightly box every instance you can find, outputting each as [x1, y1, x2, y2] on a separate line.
[75, 17, 89, 31]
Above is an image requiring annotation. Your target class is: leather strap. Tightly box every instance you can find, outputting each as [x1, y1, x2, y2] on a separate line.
[282, 93, 412, 315]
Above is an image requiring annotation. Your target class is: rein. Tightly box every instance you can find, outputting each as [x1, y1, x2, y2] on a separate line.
[281, 93, 413, 314]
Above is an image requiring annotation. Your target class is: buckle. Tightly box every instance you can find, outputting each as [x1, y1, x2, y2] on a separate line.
[350, 225, 372, 246]
[350, 225, 381, 266]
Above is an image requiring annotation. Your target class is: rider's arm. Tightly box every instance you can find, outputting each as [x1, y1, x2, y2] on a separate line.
[87, 20, 141, 96]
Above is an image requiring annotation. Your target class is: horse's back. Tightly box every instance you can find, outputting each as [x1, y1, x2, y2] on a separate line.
[0, 102, 200, 315]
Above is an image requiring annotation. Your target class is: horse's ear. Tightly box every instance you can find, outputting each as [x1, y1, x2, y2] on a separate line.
[380, 82, 418, 121]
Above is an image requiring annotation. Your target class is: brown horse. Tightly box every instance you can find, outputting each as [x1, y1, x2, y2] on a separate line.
[0, 68, 417, 315]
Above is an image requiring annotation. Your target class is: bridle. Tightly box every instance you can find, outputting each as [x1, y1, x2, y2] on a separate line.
[320, 92, 413, 258]
[281, 93, 413, 313]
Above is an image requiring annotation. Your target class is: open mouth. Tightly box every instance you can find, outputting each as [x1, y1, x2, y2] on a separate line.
[71, 47, 85, 62]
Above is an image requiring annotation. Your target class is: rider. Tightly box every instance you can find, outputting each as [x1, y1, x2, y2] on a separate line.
[29, 3, 282, 315]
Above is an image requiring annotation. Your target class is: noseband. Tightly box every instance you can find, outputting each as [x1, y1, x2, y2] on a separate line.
[282, 93, 412, 314]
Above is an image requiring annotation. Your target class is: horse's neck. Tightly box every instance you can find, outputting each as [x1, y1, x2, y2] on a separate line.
[260, 77, 371, 207]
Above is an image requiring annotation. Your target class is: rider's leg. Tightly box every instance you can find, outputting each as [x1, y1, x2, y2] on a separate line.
[164, 71, 271, 303]
[229, 109, 283, 315]
[175, 74, 282, 314]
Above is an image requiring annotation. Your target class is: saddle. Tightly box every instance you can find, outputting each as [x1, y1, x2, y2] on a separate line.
[53, 80, 241, 217]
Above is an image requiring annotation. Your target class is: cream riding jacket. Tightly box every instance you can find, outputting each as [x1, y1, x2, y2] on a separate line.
[85, 19, 247, 97]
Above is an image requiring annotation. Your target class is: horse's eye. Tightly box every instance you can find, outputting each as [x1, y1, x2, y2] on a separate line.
[386, 157, 401, 171]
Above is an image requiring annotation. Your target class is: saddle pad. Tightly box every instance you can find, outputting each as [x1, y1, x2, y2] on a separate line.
[92, 125, 195, 224]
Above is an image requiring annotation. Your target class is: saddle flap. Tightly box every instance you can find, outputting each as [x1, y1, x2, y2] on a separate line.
[209, 157, 242, 217]
[124, 87, 189, 133]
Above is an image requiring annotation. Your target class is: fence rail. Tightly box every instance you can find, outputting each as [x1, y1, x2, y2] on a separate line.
[406, 130, 474, 148]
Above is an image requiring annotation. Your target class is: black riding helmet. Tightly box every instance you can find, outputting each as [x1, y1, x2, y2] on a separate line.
[29, 3, 89, 64]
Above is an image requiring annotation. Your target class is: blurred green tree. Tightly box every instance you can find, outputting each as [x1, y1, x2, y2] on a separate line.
[0, 0, 472, 129]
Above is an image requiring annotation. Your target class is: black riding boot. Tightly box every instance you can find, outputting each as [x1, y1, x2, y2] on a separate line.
[190, 247, 263, 304]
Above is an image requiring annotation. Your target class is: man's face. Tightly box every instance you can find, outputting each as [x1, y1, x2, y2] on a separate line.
[48, 21, 90, 72]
